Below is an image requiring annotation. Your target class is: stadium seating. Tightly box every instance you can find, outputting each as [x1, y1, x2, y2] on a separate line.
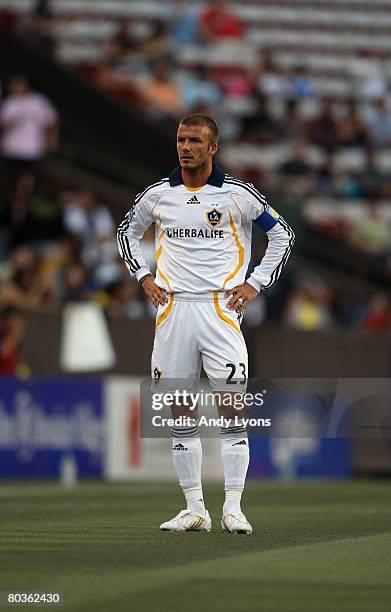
[2, 0, 391, 96]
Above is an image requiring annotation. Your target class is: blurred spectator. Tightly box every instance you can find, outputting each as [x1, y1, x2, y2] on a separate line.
[350, 203, 391, 255]
[253, 49, 289, 100]
[137, 60, 184, 122]
[364, 98, 391, 147]
[169, 0, 202, 46]
[362, 293, 391, 332]
[240, 94, 282, 143]
[102, 37, 129, 70]
[138, 20, 173, 64]
[62, 188, 118, 283]
[0, 75, 58, 194]
[284, 277, 333, 331]
[0, 255, 51, 310]
[0, 307, 27, 376]
[179, 64, 222, 112]
[105, 279, 145, 319]
[286, 66, 316, 100]
[336, 100, 369, 148]
[200, 0, 244, 42]
[61, 263, 90, 303]
[359, 152, 382, 199]
[25, 0, 57, 57]
[11, 172, 64, 250]
[350, 50, 387, 102]
[304, 98, 339, 152]
[279, 141, 312, 177]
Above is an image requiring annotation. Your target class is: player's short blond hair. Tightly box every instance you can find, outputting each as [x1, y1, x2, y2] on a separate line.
[179, 114, 219, 145]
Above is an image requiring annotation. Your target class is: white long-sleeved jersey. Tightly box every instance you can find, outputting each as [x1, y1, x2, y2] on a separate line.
[117, 164, 294, 294]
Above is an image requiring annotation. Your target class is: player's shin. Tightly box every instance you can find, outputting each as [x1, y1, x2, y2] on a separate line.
[171, 424, 205, 517]
[220, 419, 249, 516]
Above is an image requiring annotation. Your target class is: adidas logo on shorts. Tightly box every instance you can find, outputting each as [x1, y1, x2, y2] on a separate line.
[232, 440, 247, 446]
[173, 443, 188, 451]
[187, 195, 200, 205]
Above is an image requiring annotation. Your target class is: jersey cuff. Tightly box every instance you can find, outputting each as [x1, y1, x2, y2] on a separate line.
[135, 266, 152, 282]
[246, 276, 262, 293]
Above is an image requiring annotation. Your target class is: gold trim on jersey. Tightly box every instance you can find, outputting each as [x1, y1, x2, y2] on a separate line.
[184, 185, 203, 191]
[213, 292, 240, 334]
[156, 293, 174, 328]
[223, 211, 244, 288]
[156, 230, 172, 291]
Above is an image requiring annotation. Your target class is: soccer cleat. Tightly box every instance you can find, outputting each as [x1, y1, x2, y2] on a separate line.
[160, 509, 211, 532]
[221, 512, 253, 534]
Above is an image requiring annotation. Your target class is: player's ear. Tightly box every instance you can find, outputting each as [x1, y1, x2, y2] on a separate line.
[209, 142, 218, 156]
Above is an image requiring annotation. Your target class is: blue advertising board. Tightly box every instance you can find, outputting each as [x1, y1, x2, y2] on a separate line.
[0, 378, 104, 478]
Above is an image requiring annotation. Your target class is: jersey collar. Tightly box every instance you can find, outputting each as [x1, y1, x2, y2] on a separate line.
[169, 163, 225, 188]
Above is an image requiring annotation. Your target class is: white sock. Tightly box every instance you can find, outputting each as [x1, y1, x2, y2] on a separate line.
[220, 424, 249, 516]
[172, 428, 205, 516]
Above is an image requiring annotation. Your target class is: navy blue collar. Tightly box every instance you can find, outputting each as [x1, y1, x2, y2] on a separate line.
[169, 163, 225, 188]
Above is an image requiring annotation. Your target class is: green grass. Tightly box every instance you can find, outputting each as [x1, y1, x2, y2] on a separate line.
[0, 481, 391, 612]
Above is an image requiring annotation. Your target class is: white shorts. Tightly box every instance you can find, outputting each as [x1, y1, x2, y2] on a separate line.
[151, 291, 248, 392]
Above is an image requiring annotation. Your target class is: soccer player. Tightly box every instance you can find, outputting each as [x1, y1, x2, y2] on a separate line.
[117, 114, 294, 534]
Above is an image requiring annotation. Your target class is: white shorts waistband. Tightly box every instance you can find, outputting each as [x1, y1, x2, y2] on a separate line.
[170, 291, 225, 302]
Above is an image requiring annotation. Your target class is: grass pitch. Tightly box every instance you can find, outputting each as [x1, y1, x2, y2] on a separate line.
[0, 480, 390, 612]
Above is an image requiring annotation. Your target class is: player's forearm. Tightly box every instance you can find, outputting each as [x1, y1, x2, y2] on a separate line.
[116, 229, 150, 280]
[247, 221, 295, 292]
[117, 208, 152, 280]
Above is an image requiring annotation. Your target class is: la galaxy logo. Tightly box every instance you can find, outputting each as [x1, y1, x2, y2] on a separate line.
[153, 367, 162, 384]
[206, 208, 222, 227]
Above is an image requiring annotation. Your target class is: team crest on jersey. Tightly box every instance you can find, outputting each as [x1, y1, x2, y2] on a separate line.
[206, 208, 223, 227]
[153, 367, 162, 383]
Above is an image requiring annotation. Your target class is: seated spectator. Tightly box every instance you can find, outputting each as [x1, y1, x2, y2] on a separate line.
[362, 293, 391, 332]
[102, 37, 129, 71]
[279, 141, 313, 177]
[105, 279, 145, 319]
[336, 100, 369, 148]
[179, 64, 222, 113]
[60, 263, 90, 304]
[0, 307, 27, 376]
[200, 0, 244, 42]
[350, 203, 391, 255]
[240, 94, 282, 143]
[137, 60, 184, 122]
[0, 75, 58, 194]
[284, 280, 333, 331]
[253, 49, 290, 100]
[286, 66, 316, 100]
[137, 20, 173, 64]
[0, 260, 52, 310]
[365, 97, 391, 147]
[169, 0, 202, 46]
[11, 172, 64, 250]
[359, 152, 382, 199]
[304, 98, 339, 152]
[25, 0, 57, 57]
[62, 188, 117, 282]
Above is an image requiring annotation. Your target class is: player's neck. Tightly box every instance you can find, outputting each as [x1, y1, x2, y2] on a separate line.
[181, 162, 213, 188]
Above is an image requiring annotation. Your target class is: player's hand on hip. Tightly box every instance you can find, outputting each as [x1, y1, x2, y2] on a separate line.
[225, 283, 259, 311]
[141, 276, 168, 307]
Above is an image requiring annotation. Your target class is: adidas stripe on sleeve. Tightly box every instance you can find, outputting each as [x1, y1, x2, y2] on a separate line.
[117, 178, 167, 281]
[227, 178, 295, 293]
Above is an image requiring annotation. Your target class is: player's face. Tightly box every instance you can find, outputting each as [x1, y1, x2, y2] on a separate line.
[177, 125, 217, 171]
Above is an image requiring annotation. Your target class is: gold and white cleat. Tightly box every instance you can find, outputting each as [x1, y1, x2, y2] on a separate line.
[160, 509, 211, 532]
[221, 512, 253, 534]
